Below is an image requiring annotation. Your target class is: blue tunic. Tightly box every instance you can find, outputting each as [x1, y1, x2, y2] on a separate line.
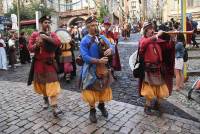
[80, 34, 115, 64]
[79, 34, 115, 89]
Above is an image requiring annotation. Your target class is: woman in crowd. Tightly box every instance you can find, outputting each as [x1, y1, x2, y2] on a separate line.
[0, 34, 7, 70]
[174, 33, 185, 91]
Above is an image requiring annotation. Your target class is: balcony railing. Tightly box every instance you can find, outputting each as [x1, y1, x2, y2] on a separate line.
[59, 8, 96, 17]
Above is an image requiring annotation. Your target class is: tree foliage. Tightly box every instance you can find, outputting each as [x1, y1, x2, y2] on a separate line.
[97, 5, 109, 23]
[5, 1, 55, 20]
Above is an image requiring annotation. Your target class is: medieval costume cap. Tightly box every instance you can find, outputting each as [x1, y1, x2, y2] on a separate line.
[39, 15, 51, 23]
[143, 22, 153, 31]
[104, 16, 111, 25]
[85, 16, 97, 25]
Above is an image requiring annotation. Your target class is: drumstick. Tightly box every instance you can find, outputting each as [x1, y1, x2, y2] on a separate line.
[154, 31, 194, 34]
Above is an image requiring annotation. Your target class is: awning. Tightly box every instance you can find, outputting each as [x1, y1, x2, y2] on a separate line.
[20, 19, 36, 26]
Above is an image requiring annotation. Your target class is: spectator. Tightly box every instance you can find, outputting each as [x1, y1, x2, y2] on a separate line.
[174, 33, 185, 91]
[19, 32, 31, 64]
[0, 34, 7, 70]
[8, 33, 17, 71]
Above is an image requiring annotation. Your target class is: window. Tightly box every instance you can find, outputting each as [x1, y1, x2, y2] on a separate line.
[66, 0, 72, 10]
[187, 0, 194, 7]
[132, 1, 136, 8]
[172, 0, 178, 10]
[122, 0, 124, 7]
[194, 0, 200, 6]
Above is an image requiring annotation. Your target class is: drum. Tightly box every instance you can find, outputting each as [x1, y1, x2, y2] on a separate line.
[55, 28, 72, 44]
[55, 28, 73, 74]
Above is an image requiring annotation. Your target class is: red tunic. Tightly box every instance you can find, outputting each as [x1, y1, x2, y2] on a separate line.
[138, 36, 175, 96]
[28, 32, 61, 83]
[186, 20, 192, 44]
[101, 30, 121, 71]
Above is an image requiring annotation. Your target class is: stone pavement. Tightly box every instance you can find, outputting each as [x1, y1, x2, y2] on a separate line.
[0, 81, 200, 134]
[1, 33, 200, 134]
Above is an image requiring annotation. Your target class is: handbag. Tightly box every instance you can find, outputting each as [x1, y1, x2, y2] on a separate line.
[133, 46, 144, 78]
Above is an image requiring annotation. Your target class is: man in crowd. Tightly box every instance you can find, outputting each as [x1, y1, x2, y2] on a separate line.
[79, 16, 115, 123]
[101, 17, 121, 79]
[28, 15, 62, 117]
[138, 22, 175, 115]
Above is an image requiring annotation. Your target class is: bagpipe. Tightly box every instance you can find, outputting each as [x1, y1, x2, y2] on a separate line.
[39, 30, 58, 52]
[96, 33, 113, 69]
[154, 30, 194, 35]
[76, 33, 112, 67]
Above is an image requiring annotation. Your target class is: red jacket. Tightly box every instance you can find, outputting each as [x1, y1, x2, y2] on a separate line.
[139, 37, 163, 64]
[138, 36, 175, 95]
[28, 32, 61, 83]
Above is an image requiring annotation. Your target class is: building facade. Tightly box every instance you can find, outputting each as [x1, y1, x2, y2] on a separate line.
[127, 0, 140, 23]
[162, 0, 200, 25]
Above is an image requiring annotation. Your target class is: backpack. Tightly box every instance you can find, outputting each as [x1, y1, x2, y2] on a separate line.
[183, 48, 188, 62]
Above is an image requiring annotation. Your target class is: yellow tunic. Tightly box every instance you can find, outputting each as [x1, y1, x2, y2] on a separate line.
[33, 81, 61, 97]
[81, 64, 112, 104]
[141, 82, 169, 101]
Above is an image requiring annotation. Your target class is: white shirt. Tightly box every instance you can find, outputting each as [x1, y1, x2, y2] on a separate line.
[8, 39, 15, 47]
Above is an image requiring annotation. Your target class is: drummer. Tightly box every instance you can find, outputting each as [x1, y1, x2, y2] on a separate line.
[28, 15, 62, 117]
[57, 25, 75, 81]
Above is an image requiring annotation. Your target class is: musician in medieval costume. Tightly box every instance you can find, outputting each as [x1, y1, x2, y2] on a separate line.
[138, 22, 175, 115]
[19, 32, 31, 64]
[80, 16, 115, 123]
[56, 26, 74, 82]
[101, 17, 121, 79]
[64, 25, 77, 79]
[28, 15, 62, 116]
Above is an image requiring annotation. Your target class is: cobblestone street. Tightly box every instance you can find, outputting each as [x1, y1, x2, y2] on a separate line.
[0, 81, 200, 134]
[0, 34, 200, 134]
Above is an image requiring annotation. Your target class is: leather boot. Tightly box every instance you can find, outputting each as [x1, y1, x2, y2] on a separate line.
[43, 96, 49, 109]
[144, 105, 154, 115]
[98, 103, 108, 118]
[52, 105, 63, 117]
[89, 108, 97, 123]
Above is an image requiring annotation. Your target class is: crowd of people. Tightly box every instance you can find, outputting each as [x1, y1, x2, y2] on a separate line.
[0, 14, 199, 123]
[0, 31, 31, 71]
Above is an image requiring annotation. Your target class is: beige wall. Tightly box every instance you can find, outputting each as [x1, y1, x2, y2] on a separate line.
[128, 0, 140, 22]
[162, 0, 200, 23]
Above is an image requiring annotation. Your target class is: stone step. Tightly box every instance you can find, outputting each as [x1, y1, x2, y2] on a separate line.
[187, 70, 200, 76]
[188, 56, 200, 59]
[187, 48, 200, 51]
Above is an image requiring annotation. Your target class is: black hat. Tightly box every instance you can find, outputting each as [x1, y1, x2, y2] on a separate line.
[85, 16, 97, 25]
[39, 15, 51, 23]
